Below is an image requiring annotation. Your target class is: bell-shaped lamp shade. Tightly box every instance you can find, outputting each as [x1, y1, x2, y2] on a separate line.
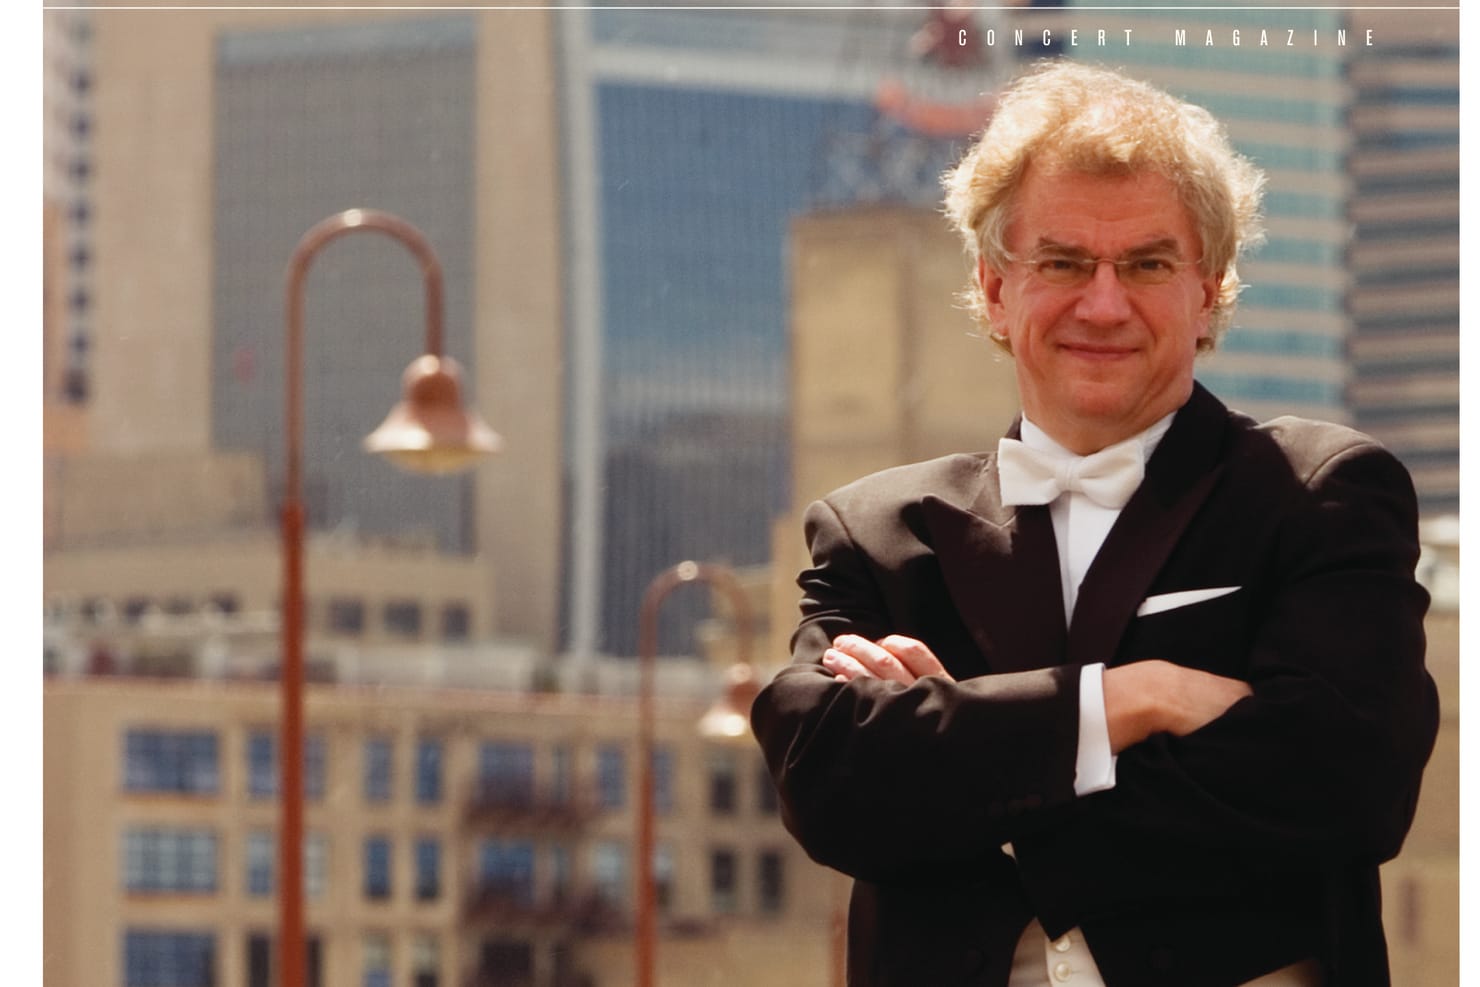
[363, 354, 502, 474]
[697, 662, 761, 743]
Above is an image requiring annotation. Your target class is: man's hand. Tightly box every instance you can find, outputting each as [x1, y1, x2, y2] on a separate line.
[1103, 659, 1252, 753]
[822, 634, 956, 685]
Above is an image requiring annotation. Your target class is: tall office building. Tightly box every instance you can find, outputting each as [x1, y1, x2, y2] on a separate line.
[557, 7, 1025, 657]
[42, 8, 93, 445]
[1096, 4, 1458, 516]
[1346, 9, 1460, 515]
[211, 16, 480, 555]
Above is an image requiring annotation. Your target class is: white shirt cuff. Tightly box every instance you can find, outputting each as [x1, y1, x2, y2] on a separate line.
[1074, 662, 1117, 796]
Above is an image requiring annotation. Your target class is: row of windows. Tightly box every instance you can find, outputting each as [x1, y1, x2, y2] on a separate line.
[326, 597, 471, 641]
[125, 729, 781, 817]
[122, 825, 787, 916]
[124, 826, 330, 898]
[56, 594, 472, 642]
[125, 930, 440, 987]
[582, 840, 787, 916]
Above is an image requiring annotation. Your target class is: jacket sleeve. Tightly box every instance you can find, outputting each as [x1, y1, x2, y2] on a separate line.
[1011, 441, 1439, 921]
[750, 496, 1085, 885]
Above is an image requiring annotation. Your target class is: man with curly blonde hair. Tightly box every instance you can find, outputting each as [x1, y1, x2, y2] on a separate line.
[754, 61, 1435, 987]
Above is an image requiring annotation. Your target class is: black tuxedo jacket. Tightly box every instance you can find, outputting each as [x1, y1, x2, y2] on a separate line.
[751, 384, 1437, 987]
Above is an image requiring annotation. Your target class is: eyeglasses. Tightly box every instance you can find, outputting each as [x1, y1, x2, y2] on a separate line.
[1009, 250, 1200, 288]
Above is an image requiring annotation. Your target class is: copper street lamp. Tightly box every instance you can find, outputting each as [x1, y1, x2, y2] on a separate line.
[634, 561, 759, 987]
[278, 208, 500, 987]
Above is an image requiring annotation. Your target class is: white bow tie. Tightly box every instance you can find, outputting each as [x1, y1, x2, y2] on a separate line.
[997, 434, 1146, 509]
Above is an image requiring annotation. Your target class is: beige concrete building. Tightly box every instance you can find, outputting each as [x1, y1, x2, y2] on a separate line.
[44, 676, 838, 987]
[769, 207, 1020, 662]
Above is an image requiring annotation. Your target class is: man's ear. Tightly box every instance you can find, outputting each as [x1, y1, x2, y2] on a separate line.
[1201, 271, 1222, 313]
[979, 257, 1007, 322]
[1196, 270, 1222, 343]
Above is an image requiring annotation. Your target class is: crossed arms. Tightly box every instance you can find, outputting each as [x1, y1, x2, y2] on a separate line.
[751, 438, 1438, 897]
[823, 635, 1250, 755]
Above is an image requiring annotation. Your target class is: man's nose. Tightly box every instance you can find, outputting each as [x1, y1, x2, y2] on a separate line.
[1074, 260, 1133, 324]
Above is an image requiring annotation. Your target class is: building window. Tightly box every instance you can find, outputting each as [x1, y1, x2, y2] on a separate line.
[550, 844, 572, 906]
[306, 832, 328, 900]
[124, 730, 218, 795]
[412, 934, 440, 987]
[246, 932, 271, 987]
[208, 592, 240, 616]
[758, 850, 785, 915]
[383, 599, 423, 638]
[245, 831, 327, 899]
[550, 745, 571, 806]
[440, 602, 470, 642]
[305, 734, 326, 800]
[707, 749, 737, 816]
[591, 841, 626, 909]
[246, 831, 273, 897]
[477, 939, 533, 986]
[415, 837, 441, 902]
[123, 930, 215, 987]
[364, 737, 393, 803]
[477, 741, 534, 809]
[364, 836, 392, 901]
[596, 744, 625, 811]
[710, 847, 737, 914]
[247, 732, 274, 798]
[654, 842, 675, 912]
[477, 839, 534, 907]
[653, 746, 674, 814]
[757, 758, 780, 814]
[244, 932, 325, 987]
[247, 731, 326, 801]
[363, 932, 391, 987]
[122, 828, 217, 893]
[327, 598, 365, 635]
[415, 738, 442, 805]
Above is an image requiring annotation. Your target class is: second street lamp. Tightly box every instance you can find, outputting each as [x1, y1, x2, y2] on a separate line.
[277, 208, 500, 987]
[634, 560, 756, 987]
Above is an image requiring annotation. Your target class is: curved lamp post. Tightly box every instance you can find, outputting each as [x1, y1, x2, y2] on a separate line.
[634, 561, 756, 987]
[278, 208, 500, 987]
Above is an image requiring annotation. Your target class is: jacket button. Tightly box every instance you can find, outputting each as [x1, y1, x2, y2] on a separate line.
[1150, 946, 1176, 971]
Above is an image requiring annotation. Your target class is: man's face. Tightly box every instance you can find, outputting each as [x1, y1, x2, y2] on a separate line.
[981, 167, 1220, 454]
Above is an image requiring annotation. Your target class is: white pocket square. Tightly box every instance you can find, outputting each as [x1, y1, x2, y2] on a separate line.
[1136, 586, 1241, 617]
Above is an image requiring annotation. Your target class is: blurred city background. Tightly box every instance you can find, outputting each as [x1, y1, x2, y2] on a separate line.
[41, 2, 1458, 986]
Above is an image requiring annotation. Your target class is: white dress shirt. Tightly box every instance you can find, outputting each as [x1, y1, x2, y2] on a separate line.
[1019, 411, 1175, 798]
[1005, 412, 1174, 987]
[1000, 413, 1319, 987]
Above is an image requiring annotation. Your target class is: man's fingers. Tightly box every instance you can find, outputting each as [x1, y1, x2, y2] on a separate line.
[828, 634, 917, 684]
[821, 648, 872, 681]
[877, 635, 953, 682]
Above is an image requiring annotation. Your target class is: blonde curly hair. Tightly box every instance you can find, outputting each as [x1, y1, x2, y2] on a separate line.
[943, 61, 1266, 351]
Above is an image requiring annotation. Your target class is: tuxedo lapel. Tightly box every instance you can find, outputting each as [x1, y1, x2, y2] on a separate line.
[921, 420, 1069, 674]
[1066, 384, 1232, 666]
